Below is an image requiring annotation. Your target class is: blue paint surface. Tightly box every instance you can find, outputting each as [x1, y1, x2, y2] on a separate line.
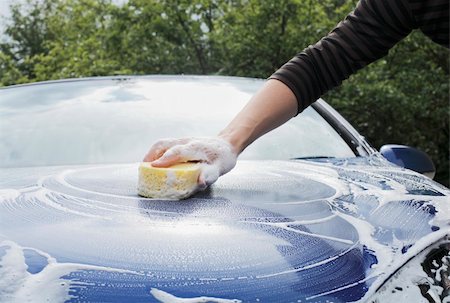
[0, 159, 448, 302]
[23, 249, 49, 274]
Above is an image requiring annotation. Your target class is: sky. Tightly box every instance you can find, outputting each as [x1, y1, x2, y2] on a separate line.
[0, 0, 127, 35]
[0, 0, 12, 18]
[0, 0, 13, 34]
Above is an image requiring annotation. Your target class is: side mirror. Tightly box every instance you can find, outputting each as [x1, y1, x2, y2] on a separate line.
[380, 144, 436, 179]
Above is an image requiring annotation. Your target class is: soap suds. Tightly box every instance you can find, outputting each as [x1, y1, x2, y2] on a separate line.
[150, 288, 241, 303]
[0, 189, 20, 201]
[369, 237, 450, 302]
[0, 240, 144, 303]
[166, 170, 177, 187]
[152, 137, 237, 188]
[1, 159, 449, 302]
[255, 241, 359, 279]
[249, 220, 354, 245]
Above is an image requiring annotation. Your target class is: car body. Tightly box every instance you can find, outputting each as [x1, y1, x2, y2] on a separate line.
[0, 76, 449, 303]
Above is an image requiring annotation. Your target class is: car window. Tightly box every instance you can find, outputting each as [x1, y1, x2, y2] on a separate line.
[0, 77, 355, 168]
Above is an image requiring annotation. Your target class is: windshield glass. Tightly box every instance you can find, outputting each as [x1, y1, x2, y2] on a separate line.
[0, 76, 355, 168]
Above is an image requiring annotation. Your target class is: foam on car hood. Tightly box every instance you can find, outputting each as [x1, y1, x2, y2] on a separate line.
[0, 156, 449, 302]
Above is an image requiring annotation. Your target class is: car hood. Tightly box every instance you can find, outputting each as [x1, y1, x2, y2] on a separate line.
[0, 156, 449, 302]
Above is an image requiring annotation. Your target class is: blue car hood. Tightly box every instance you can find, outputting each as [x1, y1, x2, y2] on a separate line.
[0, 156, 449, 302]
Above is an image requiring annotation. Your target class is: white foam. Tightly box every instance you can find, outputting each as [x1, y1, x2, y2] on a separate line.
[432, 197, 450, 227]
[150, 288, 241, 303]
[31, 188, 112, 219]
[255, 241, 359, 279]
[0, 240, 74, 303]
[0, 189, 20, 201]
[166, 170, 177, 187]
[306, 274, 378, 300]
[368, 237, 449, 302]
[153, 137, 237, 188]
[249, 220, 354, 245]
[0, 240, 144, 303]
[1, 159, 450, 302]
[54, 166, 141, 200]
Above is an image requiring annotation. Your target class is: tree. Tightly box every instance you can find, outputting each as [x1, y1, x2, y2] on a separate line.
[0, 52, 27, 86]
[31, 0, 132, 80]
[0, 0, 53, 81]
[210, 0, 336, 77]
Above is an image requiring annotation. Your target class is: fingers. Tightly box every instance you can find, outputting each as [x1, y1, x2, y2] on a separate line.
[143, 148, 165, 163]
[143, 137, 237, 190]
[151, 149, 182, 167]
[143, 138, 190, 162]
[143, 141, 169, 162]
[151, 143, 209, 167]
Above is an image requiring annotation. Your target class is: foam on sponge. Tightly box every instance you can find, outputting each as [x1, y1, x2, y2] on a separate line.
[138, 162, 201, 199]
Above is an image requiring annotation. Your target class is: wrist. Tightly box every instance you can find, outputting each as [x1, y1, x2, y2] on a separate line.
[218, 130, 247, 156]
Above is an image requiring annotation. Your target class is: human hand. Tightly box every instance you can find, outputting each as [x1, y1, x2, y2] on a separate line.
[143, 137, 238, 189]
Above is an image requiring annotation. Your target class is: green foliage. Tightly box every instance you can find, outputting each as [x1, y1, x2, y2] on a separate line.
[0, 0, 448, 186]
[210, 0, 333, 76]
[33, 0, 132, 79]
[0, 52, 28, 85]
[115, 0, 219, 74]
[0, 1, 52, 78]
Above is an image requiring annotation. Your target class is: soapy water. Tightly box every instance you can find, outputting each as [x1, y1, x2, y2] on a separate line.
[150, 288, 241, 303]
[0, 240, 144, 303]
[0, 159, 449, 302]
[0, 240, 240, 303]
[368, 237, 450, 302]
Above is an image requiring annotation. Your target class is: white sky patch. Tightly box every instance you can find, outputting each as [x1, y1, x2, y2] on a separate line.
[0, 0, 128, 35]
[0, 0, 13, 34]
[0, 0, 12, 17]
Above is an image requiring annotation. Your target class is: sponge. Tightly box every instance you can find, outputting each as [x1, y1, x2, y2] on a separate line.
[138, 162, 201, 199]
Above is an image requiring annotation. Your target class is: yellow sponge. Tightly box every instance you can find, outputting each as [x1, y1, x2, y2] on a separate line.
[137, 162, 201, 199]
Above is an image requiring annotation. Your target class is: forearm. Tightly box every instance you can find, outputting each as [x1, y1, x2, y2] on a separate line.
[218, 79, 297, 155]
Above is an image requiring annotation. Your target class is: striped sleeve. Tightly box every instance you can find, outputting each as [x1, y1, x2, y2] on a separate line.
[270, 0, 415, 114]
[410, 0, 449, 47]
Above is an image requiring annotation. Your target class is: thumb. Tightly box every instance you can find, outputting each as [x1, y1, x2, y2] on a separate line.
[198, 164, 220, 188]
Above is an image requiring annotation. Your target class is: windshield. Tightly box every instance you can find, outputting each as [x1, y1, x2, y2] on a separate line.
[0, 76, 355, 168]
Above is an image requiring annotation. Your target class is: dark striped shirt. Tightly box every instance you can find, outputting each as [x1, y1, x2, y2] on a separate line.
[270, 0, 449, 114]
